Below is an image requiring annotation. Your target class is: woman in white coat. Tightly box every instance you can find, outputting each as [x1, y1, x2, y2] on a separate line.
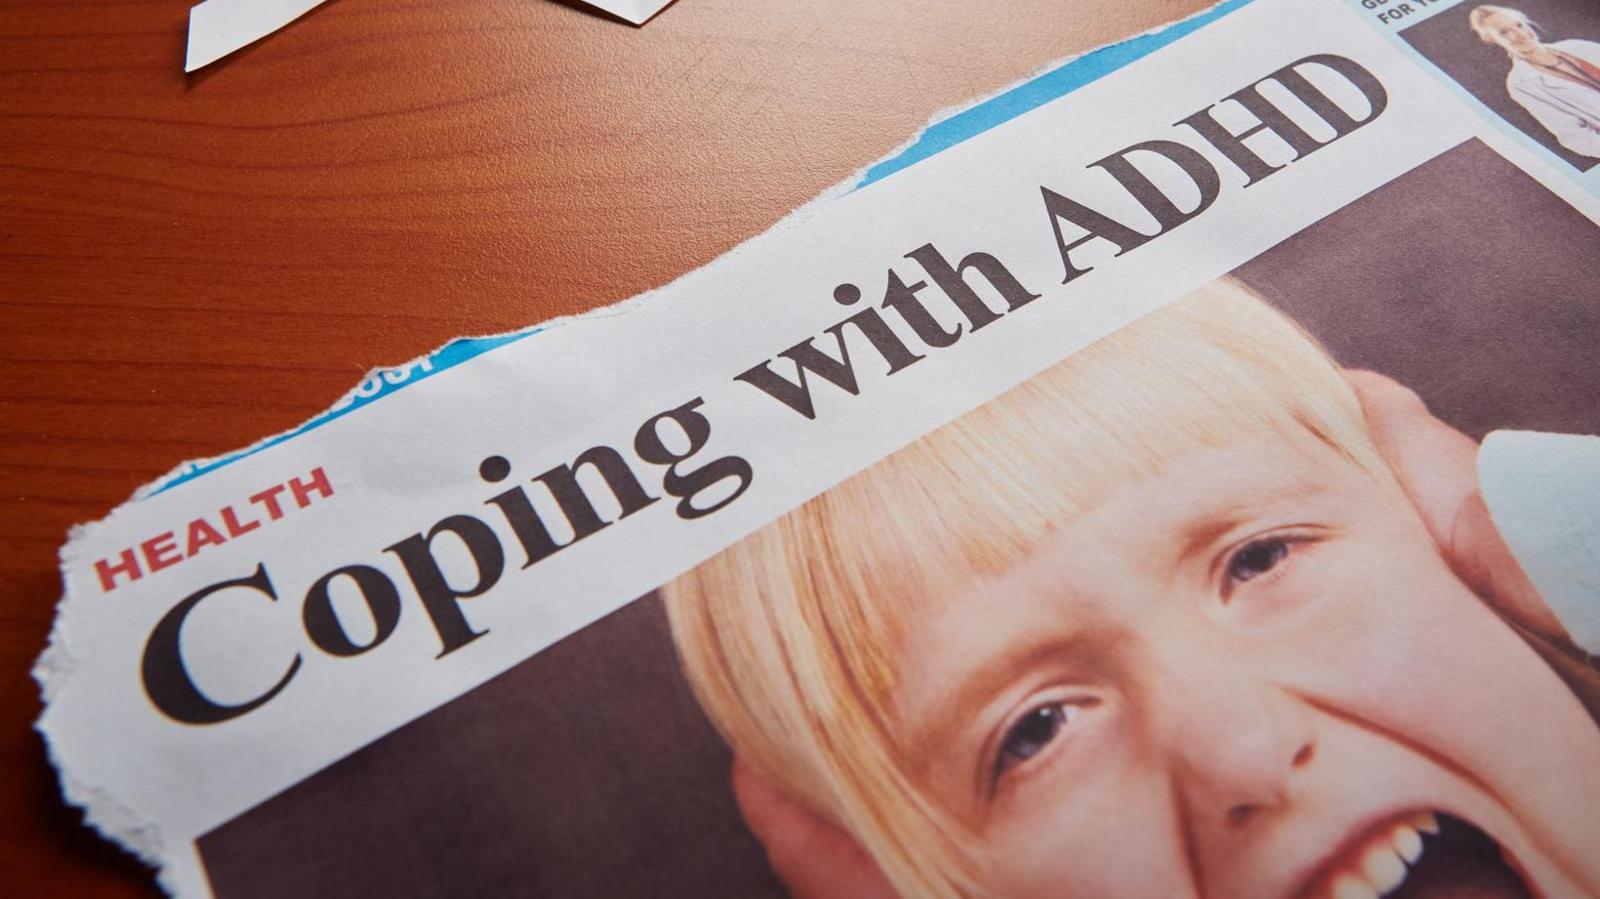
[1470, 5, 1600, 160]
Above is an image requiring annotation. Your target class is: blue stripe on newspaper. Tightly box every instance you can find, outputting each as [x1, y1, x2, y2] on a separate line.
[158, 0, 1251, 494]
[157, 330, 539, 491]
[857, 0, 1253, 187]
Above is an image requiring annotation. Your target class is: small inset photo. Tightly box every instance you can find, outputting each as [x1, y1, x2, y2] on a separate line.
[1400, 1, 1600, 170]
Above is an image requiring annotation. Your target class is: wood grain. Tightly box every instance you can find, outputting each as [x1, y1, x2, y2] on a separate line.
[0, 0, 1207, 893]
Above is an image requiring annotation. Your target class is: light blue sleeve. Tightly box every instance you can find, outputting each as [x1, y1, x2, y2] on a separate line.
[1478, 431, 1600, 652]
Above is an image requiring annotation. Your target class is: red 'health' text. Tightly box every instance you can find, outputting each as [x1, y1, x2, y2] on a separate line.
[94, 467, 334, 593]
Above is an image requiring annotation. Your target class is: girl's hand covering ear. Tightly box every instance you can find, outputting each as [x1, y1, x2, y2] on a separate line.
[1346, 370, 1565, 639]
[731, 758, 900, 899]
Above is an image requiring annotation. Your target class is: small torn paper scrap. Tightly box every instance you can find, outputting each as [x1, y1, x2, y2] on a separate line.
[184, 0, 676, 72]
[185, 0, 328, 72]
[586, 0, 674, 25]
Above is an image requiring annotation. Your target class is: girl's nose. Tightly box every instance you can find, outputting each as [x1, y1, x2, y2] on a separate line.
[1162, 662, 1317, 831]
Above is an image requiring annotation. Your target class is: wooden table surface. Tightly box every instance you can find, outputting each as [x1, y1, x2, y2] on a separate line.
[0, 0, 1205, 893]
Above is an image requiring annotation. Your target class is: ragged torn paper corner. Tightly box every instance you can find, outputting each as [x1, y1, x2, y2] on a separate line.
[184, 0, 678, 72]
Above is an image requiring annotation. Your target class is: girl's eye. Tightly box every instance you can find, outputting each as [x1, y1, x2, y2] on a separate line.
[993, 700, 1093, 782]
[1225, 536, 1290, 588]
[996, 705, 1065, 780]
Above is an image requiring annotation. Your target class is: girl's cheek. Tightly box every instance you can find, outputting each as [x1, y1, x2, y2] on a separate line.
[982, 738, 1188, 899]
[1284, 527, 1501, 731]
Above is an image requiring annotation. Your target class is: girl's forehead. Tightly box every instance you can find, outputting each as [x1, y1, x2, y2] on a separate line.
[1001, 437, 1352, 571]
[887, 434, 1370, 633]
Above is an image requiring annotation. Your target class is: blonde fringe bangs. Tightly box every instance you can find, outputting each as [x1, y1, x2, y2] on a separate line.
[663, 279, 1390, 898]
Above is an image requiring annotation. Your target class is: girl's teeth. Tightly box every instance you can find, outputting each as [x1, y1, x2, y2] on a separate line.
[1323, 817, 1431, 899]
[1409, 810, 1440, 835]
[1332, 873, 1378, 899]
[1392, 824, 1424, 864]
[1362, 844, 1407, 894]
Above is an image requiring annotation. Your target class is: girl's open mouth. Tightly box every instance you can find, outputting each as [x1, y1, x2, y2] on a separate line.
[1302, 811, 1536, 899]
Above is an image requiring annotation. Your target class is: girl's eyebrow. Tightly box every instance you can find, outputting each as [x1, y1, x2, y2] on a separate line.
[1177, 512, 1251, 564]
[904, 629, 1112, 768]
[1173, 476, 1334, 563]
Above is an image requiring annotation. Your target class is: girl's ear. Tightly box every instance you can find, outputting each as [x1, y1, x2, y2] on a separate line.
[731, 758, 900, 899]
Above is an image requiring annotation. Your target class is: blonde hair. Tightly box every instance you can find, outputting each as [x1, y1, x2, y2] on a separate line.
[662, 279, 1392, 897]
[1470, 5, 1536, 45]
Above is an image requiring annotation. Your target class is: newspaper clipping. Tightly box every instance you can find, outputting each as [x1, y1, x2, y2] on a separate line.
[36, 0, 1600, 896]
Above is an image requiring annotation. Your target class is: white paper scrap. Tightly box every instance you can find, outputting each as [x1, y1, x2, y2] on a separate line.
[584, 0, 674, 25]
[184, 0, 673, 73]
[185, 0, 331, 72]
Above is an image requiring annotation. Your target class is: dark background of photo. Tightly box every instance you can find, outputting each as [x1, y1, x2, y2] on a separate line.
[1237, 140, 1600, 439]
[196, 139, 1600, 897]
[1399, 0, 1600, 171]
[201, 593, 789, 899]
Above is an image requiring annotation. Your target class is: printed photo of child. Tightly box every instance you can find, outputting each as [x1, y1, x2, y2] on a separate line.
[663, 276, 1600, 899]
[1402, 0, 1600, 170]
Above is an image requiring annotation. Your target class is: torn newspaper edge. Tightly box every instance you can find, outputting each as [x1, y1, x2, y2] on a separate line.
[49, 0, 1600, 896]
[184, 0, 676, 72]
